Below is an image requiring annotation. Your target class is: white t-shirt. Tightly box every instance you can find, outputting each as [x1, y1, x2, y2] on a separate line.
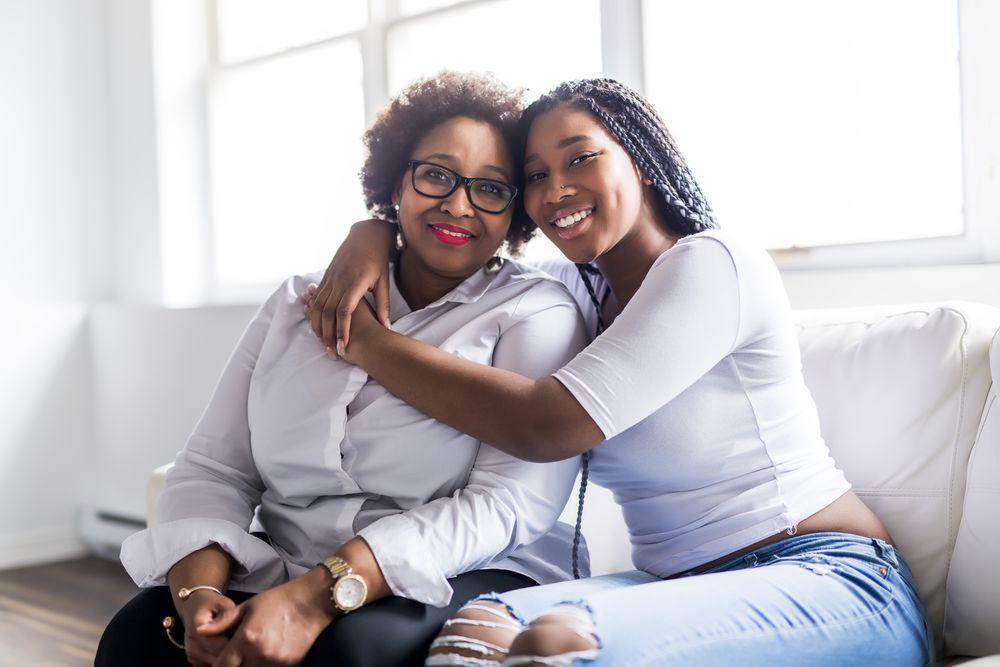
[541, 230, 851, 578]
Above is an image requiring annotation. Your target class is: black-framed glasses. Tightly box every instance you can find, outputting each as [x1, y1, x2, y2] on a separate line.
[406, 160, 517, 214]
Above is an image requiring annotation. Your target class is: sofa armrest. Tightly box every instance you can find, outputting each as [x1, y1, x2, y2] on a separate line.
[146, 463, 174, 528]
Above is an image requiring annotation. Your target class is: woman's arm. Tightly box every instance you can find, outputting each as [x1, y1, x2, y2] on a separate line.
[120, 285, 287, 589]
[332, 237, 741, 461]
[307, 218, 395, 348]
[355, 287, 589, 605]
[341, 307, 601, 462]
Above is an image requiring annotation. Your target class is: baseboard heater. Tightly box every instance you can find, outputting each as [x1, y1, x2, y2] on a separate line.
[79, 505, 146, 561]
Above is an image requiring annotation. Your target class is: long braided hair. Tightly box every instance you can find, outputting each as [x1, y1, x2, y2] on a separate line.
[521, 79, 720, 578]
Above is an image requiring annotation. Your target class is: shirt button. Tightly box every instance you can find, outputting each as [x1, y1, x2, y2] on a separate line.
[879, 567, 888, 577]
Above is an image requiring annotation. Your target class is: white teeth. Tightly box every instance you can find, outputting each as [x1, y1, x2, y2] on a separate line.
[432, 226, 472, 238]
[553, 209, 592, 228]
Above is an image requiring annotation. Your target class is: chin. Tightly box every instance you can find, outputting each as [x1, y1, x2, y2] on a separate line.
[554, 240, 601, 265]
[421, 247, 485, 277]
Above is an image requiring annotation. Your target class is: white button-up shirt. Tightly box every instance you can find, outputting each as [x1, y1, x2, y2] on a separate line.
[120, 260, 590, 607]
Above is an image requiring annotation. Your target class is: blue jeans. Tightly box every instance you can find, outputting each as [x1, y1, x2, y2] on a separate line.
[475, 532, 933, 666]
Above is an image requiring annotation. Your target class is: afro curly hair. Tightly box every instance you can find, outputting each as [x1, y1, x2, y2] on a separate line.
[360, 70, 536, 255]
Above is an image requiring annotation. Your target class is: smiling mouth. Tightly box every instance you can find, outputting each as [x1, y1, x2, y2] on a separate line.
[428, 224, 474, 239]
[551, 208, 593, 229]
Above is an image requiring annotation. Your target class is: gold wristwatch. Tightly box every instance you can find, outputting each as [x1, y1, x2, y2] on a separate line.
[319, 555, 368, 613]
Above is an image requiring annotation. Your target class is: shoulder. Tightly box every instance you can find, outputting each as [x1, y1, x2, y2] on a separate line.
[649, 230, 776, 288]
[476, 260, 585, 335]
[498, 259, 582, 310]
[257, 270, 325, 318]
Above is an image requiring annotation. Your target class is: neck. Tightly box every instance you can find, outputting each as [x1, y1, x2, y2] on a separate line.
[396, 251, 471, 311]
[594, 210, 678, 308]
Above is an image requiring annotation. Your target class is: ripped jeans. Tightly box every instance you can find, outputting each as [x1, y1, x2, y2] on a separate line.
[467, 532, 933, 666]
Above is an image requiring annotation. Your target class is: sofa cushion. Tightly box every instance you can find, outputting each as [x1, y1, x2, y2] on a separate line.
[795, 303, 1000, 657]
[945, 327, 1000, 656]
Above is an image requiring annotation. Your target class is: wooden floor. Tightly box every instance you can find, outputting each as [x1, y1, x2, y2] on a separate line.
[0, 556, 137, 666]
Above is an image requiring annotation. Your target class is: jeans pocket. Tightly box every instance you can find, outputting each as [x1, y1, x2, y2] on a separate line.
[763, 549, 896, 597]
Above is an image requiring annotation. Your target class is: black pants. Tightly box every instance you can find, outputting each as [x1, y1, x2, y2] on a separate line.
[95, 568, 534, 666]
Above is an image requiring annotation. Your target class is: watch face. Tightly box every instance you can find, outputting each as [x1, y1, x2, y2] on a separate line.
[335, 575, 366, 610]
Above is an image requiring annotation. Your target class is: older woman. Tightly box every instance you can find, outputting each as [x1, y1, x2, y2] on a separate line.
[96, 72, 589, 667]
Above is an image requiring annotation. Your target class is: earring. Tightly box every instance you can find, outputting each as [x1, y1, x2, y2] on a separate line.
[485, 256, 503, 274]
[395, 229, 406, 251]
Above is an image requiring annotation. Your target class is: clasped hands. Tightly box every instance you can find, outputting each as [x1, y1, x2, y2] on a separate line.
[177, 567, 336, 667]
[301, 281, 386, 363]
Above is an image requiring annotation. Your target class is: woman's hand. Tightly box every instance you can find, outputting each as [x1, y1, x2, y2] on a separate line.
[166, 544, 236, 666]
[175, 590, 237, 667]
[305, 219, 395, 351]
[304, 285, 384, 363]
[199, 568, 336, 667]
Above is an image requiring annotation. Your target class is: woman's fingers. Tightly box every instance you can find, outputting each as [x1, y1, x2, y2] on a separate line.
[308, 283, 328, 342]
[374, 272, 391, 328]
[304, 268, 391, 350]
[334, 283, 370, 349]
[197, 603, 243, 637]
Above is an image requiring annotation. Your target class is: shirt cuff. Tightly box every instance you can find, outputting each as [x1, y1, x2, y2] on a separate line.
[357, 513, 453, 607]
[119, 517, 287, 592]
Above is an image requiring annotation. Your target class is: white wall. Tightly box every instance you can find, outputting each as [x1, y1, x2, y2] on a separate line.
[0, 0, 111, 568]
[783, 263, 1000, 311]
[89, 304, 256, 519]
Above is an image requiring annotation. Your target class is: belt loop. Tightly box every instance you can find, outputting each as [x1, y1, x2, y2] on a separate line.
[744, 552, 759, 568]
[872, 538, 899, 568]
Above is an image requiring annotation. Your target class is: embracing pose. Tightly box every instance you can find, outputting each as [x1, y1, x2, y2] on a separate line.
[306, 79, 934, 666]
[97, 73, 592, 667]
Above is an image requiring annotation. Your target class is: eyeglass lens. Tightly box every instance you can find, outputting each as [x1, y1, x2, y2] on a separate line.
[412, 162, 513, 213]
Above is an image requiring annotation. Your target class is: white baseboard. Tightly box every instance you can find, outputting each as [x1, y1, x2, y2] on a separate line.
[0, 524, 88, 571]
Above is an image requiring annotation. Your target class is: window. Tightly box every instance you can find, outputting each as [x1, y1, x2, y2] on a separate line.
[186, 0, 989, 302]
[387, 0, 602, 99]
[643, 0, 967, 261]
[208, 1, 369, 292]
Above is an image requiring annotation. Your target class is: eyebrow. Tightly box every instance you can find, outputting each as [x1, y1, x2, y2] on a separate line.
[421, 153, 512, 181]
[523, 135, 591, 165]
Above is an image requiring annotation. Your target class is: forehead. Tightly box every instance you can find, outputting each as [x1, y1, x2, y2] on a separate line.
[411, 116, 513, 170]
[525, 104, 612, 153]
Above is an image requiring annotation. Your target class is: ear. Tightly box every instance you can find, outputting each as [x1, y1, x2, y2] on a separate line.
[392, 180, 403, 208]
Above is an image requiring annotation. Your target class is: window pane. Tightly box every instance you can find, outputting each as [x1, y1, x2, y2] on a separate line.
[397, 0, 464, 16]
[643, 0, 963, 249]
[387, 0, 602, 100]
[209, 41, 368, 289]
[216, 0, 367, 63]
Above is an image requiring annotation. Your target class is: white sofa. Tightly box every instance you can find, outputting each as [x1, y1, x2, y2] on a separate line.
[147, 301, 1000, 663]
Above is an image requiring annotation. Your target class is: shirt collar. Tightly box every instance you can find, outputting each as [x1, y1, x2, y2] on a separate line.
[386, 261, 502, 322]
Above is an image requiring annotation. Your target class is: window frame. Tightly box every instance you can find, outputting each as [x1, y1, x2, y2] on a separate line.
[189, 0, 998, 304]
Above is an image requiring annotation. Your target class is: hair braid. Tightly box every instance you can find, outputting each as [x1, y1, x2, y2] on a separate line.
[569, 262, 606, 579]
[519, 78, 719, 236]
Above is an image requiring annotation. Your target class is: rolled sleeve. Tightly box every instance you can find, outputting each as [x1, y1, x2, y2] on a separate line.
[357, 514, 452, 606]
[120, 518, 287, 592]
